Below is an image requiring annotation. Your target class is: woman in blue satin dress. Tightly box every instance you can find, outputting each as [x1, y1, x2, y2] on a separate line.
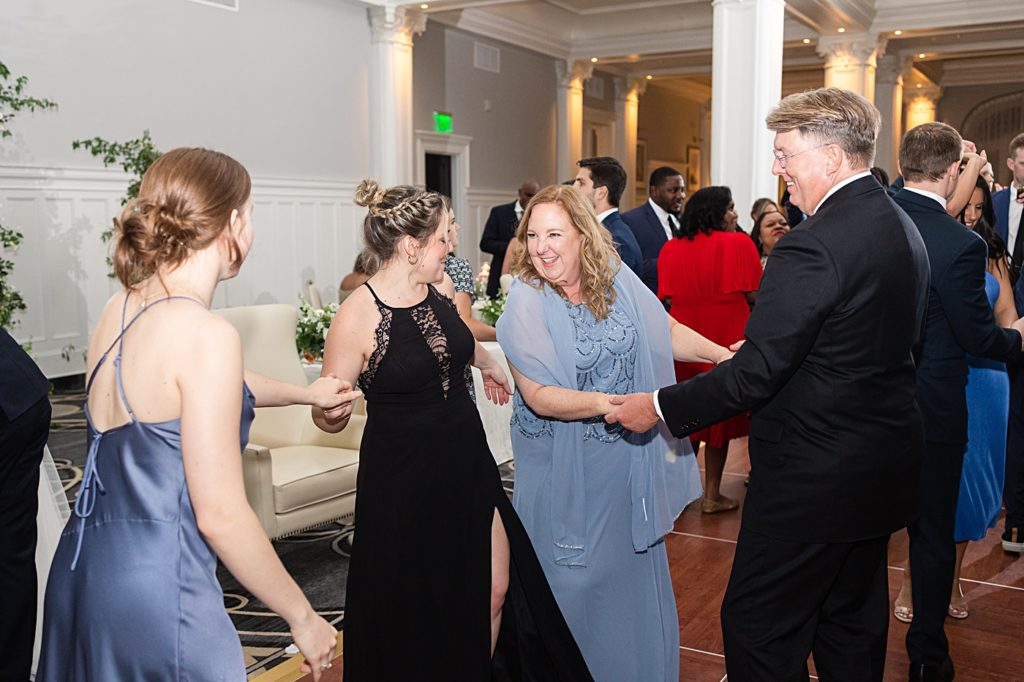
[37, 148, 355, 681]
[950, 177, 1015, 618]
[497, 185, 732, 681]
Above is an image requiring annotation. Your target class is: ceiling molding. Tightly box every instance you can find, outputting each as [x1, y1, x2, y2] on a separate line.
[872, 0, 1024, 32]
[545, 0, 705, 16]
[941, 57, 1024, 87]
[568, 26, 712, 61]
[431, 8, 571, 59]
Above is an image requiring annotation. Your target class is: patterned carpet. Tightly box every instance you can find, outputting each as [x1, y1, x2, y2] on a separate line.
[45, 387, 515, 678]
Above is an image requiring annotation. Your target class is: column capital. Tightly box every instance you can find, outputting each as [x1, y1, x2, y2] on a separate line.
[904, 82, 942, 105]
[555, 60, 593, 91]
[368, 5, 426, 47]
[875, 53, 914, 84]
[613, 75, 647, 102]
[816, 32, 879, 66]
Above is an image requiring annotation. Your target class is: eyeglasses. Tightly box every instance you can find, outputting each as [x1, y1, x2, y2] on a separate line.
[772, 143, 829, 169]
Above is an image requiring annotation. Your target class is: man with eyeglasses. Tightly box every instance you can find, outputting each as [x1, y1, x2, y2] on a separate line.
[607, 87, 930, 681]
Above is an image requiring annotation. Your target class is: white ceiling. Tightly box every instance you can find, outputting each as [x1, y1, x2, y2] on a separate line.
[414, 0, 1024, 92]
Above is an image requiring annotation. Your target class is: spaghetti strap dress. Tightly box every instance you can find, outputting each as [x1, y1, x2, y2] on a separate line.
[36, 295, 255, 681]
[342, 283, 591, 681]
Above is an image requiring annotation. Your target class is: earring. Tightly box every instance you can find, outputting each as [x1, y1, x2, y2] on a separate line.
[408, 253, 419, 265]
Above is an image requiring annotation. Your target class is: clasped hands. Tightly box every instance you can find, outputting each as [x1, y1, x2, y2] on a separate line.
[309, 375, 362, 422]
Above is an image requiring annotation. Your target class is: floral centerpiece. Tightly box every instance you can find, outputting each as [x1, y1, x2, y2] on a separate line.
[295, 296, 338, 362]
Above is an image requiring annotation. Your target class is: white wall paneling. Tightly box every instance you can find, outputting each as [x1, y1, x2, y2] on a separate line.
[466, 188, 515, 277]
[0, 164, 361, 378]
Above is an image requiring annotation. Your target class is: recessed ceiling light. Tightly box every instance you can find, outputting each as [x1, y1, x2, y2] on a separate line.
[918, 53, 926, 58]
[802, 38, 811, 44]
[420, 3, 429, 8]
[894, 30, 903, 36]
[590, 57, 598, 63]
[837, 27, 846, 33]
[645, 74, 653, 80]
[916, 83, 922, 88]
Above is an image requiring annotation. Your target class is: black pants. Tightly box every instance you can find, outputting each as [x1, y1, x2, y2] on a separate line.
[0, 396, 52, 682]
[721, 526, 890, 682]
[906, 439, 965, 665]
[1004, 364, 1024, 531]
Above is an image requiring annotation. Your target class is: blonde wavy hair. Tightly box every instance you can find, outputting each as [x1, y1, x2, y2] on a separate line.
[509, 184, 620, 320]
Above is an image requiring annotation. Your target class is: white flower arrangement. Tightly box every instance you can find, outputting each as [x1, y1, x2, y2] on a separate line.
[295, 296, 338, 362]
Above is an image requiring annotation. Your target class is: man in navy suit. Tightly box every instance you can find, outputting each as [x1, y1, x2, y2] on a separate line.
[894, 122, 1024, 681]
[573, 156, 643, 276]
[607, 87, 930, 681]
[992, 132, 1024, 555]
[0, 327, 52, 681]
[620, 166, 685, 293]
[479, 178, 539, 298]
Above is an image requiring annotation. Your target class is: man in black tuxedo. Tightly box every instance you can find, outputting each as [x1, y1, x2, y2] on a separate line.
[894, 122, 1024, 681]
[606, 87, 930, 681]
[573, 156, 643, 276]
[479, 178, 539, 298]
[992, 132, 1024, 555]
[0, 327, 52, 681]
[620, 166, 684, 293]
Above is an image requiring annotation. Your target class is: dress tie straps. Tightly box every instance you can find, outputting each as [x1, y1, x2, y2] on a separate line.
[71, 431, 106, 571]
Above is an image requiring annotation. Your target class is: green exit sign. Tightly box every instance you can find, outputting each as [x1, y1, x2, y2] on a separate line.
[433, 111, 453, 134]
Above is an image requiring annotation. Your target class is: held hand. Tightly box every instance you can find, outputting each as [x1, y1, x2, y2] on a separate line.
[729, 339, 745, 352]
[480, 365, 512, 405]
[604, 392, 660, 432]
[291, 610, 338, 681]
[307, 375, 358, 410]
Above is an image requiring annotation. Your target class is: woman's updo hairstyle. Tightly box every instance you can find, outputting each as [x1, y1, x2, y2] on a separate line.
[354, 179, 445, 265]
[112, 147, 251, 287]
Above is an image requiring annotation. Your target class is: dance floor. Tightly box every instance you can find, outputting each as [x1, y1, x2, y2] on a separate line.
[259, 439, 1024, 682]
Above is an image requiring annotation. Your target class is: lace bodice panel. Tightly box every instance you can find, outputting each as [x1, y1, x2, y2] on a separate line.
[357, 284, 474, 405]
[512, 300, 638, 442]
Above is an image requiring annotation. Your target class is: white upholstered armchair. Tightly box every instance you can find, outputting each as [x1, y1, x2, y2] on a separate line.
[215, 304, 363, 539]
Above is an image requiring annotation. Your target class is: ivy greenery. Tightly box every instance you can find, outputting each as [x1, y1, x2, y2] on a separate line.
[0, 60, 57, 330]
[72, 130, 161, 270]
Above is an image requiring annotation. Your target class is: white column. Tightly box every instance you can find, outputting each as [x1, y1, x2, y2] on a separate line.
[874, 53, 912, 176]
[368, 6, 425, 186]
[613, 76, 646, 210]
[905, 83, 942, 131]
[711, 0, 785, 226]
[817, 33, 878, 101]
[556, 60, 593, 181]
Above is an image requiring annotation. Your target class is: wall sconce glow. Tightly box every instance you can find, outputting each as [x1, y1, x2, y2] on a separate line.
[802, 38, 811, 44]
[590, 57, 598, 63]
[894, 30, 903, 36]
[837, 27, 846, 33]
[916, 83, 922, 88]
[918, 53, 926, 59]
[433, 111, 453, 134]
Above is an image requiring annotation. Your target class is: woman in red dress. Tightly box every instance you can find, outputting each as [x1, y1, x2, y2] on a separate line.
[657, 186, 762, 513]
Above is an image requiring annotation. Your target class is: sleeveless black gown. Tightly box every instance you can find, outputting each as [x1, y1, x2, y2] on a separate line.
[343, 283, 591, 681]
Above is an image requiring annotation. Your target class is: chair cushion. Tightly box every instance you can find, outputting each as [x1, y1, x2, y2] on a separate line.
[271, 446, 359, 514]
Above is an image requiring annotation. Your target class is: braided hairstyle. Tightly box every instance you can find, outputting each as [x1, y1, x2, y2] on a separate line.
[354, 180, 445, 265]
[112, 147, 251, 287]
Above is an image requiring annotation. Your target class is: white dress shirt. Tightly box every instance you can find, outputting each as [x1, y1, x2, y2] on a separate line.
[596, 207, 618, 223]
[1008, 182, 1022, 258]
[648, 199, 676, 240]
[812, 170, 873, 214]
[904, 187, 947, 211]
[514, 200, 525, 223]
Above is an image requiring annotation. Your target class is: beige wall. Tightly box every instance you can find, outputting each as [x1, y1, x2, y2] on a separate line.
[413, 22, 559, 191]
[636, 85, 703, 199]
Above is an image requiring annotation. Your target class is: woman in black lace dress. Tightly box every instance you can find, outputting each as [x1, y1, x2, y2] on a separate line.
[313, 181, 591, 681]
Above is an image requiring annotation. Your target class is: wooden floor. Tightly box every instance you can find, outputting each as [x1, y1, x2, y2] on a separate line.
[274, 438, 1024, 682]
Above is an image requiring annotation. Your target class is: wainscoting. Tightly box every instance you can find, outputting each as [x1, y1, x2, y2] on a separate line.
[0, 164, 363, 377]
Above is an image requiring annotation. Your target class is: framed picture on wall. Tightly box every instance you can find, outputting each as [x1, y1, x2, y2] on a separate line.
[686, 146, 702, 189]
[635, 140, 648, 189]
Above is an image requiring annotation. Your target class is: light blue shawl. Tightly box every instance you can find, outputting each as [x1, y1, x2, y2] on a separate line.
[497, 265, 698, 567]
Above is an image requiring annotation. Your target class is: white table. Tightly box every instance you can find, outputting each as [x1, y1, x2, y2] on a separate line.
[471, 341, 515, 465]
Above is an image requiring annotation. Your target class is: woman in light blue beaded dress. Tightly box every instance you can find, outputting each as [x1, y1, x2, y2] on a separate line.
[497, 185, 732, 681]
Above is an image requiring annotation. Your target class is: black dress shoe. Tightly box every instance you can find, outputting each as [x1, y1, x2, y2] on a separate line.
[908, 656, 954, 682]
